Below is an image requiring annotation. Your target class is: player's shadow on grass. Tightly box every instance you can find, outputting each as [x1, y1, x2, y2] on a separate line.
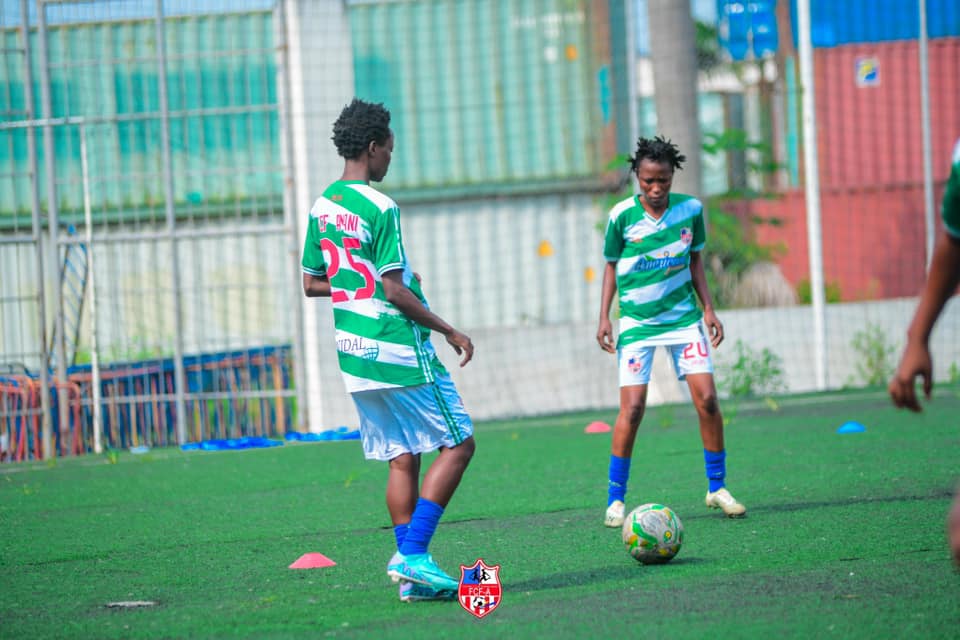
[507, 558, 704, 593]
[668, 489, 954, 523]
[753, 490, 954, 515]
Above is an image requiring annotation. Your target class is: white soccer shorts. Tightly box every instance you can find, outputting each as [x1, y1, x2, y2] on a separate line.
[618, 323, 714, 387]
[351, 372, 474, 461]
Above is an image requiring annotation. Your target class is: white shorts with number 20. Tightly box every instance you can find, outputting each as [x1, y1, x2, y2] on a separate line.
[618, 321, 714, 387]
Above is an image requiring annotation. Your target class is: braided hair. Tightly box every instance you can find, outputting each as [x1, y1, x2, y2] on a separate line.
[627, 135, 686, 172]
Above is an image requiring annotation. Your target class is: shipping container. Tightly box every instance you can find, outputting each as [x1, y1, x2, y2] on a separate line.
[813, 39, 960, 191]
[745, 183, 946, 300]
[346, 0, 623, 197]
[0, 10, 281, 226]
[790, 0, 960, 47]
[749, 40, 960, 301]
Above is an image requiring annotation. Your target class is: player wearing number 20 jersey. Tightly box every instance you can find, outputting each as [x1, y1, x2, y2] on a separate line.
[596, 136, 746, 527]
[301, 180, 446, 392]
[603, 192, 707, 346]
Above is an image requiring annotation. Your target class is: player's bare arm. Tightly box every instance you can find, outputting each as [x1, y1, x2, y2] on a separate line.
[689, 251, 723, 347]
[302, 273, 331, 297]
[889, 232, 960, 411]
[596, 261, 618, 353]
[381, 270, 474, 366]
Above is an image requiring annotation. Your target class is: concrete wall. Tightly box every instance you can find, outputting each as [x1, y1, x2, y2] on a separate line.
[315, 296, 960, 426]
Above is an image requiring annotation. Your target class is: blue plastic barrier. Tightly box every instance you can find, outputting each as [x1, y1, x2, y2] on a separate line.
[181, 436, 284, 451]
[284, 426, 360, 442]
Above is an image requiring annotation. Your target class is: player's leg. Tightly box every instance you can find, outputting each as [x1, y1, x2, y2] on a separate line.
[612, 385, 649, 458]
[387, 372, 474, 592]
[351, 388, 421, 587]
[605, 344, 654, 527]
[419, 437, 476, 506]
[387, 452, 459, 602]
[386, 452, 421, 551]
[669, 332, 746, 518]
[605, 385, 648, 527]
[685, 371, 746, 517]
[395, 440, 472, 602]
[684, 372, 724, 451]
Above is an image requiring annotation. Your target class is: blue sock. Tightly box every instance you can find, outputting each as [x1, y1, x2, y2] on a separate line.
[608, 455, 631, 505]
[399, 498, 444, 556]
[704, 449, 726, 493]
[393, 523, 408, 551]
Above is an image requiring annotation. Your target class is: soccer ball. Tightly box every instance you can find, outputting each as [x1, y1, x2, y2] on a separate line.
[622, 503, 684, 564]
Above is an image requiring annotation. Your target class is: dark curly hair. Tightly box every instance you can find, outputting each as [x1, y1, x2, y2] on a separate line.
[331, 98, 392, 160]
[628, 135, 686, 172]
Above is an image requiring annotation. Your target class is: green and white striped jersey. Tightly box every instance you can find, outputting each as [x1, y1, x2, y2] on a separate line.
[603, 192, 706, 346]
[301, 180, 446, 392]
[944, 138, 960, 239]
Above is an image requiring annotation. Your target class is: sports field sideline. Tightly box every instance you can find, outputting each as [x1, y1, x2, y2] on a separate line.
[2, 388, 958, 639]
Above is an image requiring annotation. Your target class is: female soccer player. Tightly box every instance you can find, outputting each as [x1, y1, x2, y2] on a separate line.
[302, 99, 476, 600]
[596, 136, 747, 527]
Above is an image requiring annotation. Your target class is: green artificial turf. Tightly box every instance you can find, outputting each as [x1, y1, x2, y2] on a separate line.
[2, 388, 959, 639]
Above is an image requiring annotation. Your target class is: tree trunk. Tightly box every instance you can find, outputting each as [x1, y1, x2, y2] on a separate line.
[646, 0, 702, 197]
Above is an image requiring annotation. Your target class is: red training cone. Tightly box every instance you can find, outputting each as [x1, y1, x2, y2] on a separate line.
[289, 553, 337, 569]
[585, 421, 612, 434]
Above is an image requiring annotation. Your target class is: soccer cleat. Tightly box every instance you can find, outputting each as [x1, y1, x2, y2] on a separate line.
[386, 553, 459, 592]
[604, 500, 626, 527]
[386, 551, 404, 579]
[399, 581, 456, 602]
[705, 487, 747, 517]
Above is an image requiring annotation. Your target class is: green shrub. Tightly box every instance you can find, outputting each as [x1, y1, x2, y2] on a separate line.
[796, 279, 843, 304]
[849, 324, 896, 387]
[718, 339, 786, 398]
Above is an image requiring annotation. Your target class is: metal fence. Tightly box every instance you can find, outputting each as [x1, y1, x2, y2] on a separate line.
[0, 0, 300, 461]
[2, 0, 958, 461]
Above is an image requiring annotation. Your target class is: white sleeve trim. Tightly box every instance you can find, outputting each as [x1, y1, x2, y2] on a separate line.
[377, 262, 404, 275]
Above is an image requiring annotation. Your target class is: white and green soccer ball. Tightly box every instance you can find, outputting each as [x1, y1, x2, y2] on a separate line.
[622, 503, 684, 564]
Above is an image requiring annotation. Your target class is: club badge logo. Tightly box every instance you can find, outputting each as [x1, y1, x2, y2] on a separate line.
[458, 559, 501, 618]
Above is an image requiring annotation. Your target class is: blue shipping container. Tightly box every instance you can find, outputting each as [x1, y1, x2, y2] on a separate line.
[789, 0, 960, 47]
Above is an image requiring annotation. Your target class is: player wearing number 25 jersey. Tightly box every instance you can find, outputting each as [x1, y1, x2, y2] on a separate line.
[301, 98, 476, 601]
[596, 136, 747, 528]
[301, 180, 444, 392]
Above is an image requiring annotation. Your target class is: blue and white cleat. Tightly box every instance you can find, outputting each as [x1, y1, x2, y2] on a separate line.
[386, 551, 404, 579]
[387, 553, 459, 592]
[398, 581, 456, 602]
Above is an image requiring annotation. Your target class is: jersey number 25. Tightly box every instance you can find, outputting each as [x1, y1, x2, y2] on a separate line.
[320, 237, 375, 303]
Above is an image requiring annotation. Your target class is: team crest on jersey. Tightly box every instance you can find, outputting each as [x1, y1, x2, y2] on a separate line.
[459, 559, 501, 618]
[680, 227, 693, 245]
